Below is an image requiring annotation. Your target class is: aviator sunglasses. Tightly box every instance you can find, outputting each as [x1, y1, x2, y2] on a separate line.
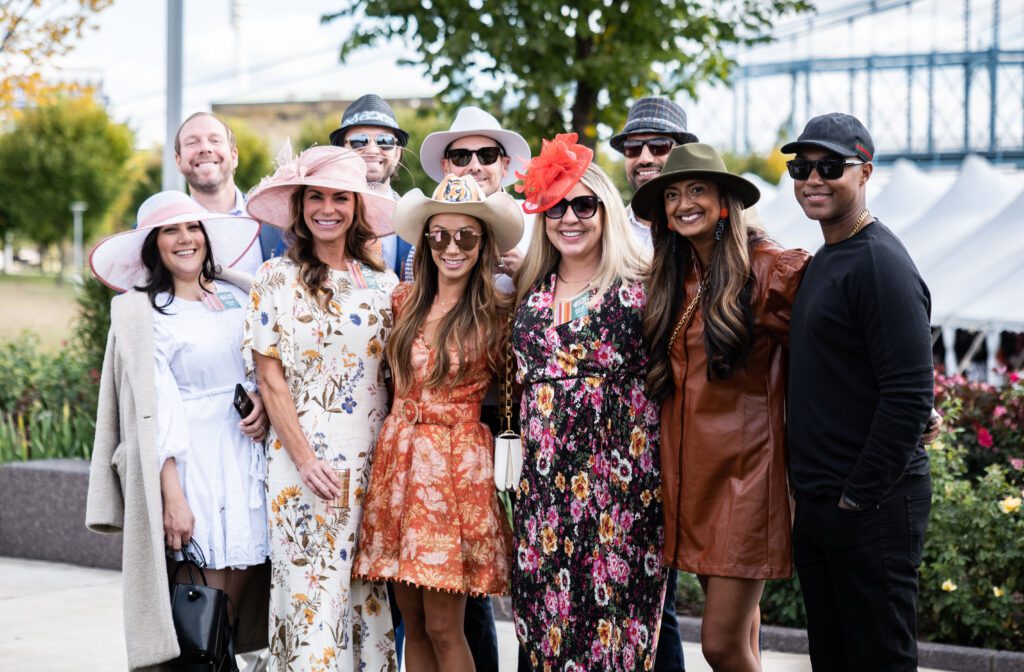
[786, 157, 865, 181]
[345, 133, 399, 152]
[545, 195, 602, 220]
[620, 137, 675, 159]
[424, 228, 483, 251]
[444, 146, 505, 167]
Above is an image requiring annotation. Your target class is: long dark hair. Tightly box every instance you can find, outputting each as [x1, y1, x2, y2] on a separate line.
[285, 187, 385, 313]
[386, 216, 509, 394]
[643, 190, 765, 400]
[134, 223, 217, 313]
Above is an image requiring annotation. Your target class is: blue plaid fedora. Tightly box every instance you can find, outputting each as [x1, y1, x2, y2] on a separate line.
[610, 96, 698, 152]
[329, 94, 410, 147]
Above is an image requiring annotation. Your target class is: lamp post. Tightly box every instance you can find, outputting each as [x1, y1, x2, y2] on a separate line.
[70, 201, 88, 282]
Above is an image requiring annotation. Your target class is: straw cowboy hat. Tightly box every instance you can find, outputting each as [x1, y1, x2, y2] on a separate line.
[89, 191, 259, 292]
[419, 106, 532, 188]
[631, 143, 761, 221]
[392, 174, 524, 253]
[245, 144, 396, 235]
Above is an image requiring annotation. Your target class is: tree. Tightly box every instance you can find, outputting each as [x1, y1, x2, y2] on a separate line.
[224, 116, 273, 193]
[0, 96, 133, 272]
[322, 0, 809, 151]
[0, 1, 113, 121]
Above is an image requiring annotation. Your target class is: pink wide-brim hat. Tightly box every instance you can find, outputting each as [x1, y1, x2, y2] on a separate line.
[89, 190, 260, 292]
[244, 144, 396, 236]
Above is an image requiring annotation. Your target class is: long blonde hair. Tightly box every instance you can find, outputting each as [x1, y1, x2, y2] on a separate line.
[285, 187, 385, 312]
[514, 163, 649, 305]
[386, 216, 510, 394]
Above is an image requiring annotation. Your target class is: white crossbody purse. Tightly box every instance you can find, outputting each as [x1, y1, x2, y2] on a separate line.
[494, 314, 522, 492]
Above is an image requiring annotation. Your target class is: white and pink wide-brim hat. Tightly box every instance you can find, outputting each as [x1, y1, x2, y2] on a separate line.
[89, 191, 260, 292]
[245, 144, 397, 236]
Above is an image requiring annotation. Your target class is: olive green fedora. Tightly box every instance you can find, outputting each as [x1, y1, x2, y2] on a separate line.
[630, 143, 760, 221]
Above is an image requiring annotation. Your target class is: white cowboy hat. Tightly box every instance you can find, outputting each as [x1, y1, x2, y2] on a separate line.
[245, 144, 396, 235]
[393, 174, 524, 253]
[89, 191, 259, 292]
[419, 107, 532, 188]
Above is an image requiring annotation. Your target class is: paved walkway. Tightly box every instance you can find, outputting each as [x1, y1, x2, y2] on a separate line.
[0, 558, 951, 671]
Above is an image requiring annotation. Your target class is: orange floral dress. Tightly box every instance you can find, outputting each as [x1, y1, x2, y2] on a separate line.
[354, 283, 512, 595]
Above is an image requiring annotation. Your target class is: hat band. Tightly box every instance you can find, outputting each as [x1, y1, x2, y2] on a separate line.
[140, 202, 204, 229]
[344, 110, 398, 128]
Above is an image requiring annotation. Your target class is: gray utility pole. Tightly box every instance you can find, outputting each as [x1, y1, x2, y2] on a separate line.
[70, 201, 88, 282]
[163, 0, 185, 191]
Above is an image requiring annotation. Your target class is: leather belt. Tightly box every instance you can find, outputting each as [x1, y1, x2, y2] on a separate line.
[395, 398, 482, 426]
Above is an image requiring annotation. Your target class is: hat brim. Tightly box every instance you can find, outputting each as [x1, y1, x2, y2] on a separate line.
[329, 124, 410, 148]
[245, 179, 396, 237]
[420, 129, 531, 188]
[89, 214, 260, 292]
[780, 139, 857, 157]
[392, 189, 524, 253]
[631, 169, 761, 222]
[610, 129, 699, 152]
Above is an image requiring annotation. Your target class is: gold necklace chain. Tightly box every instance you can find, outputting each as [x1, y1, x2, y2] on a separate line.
[667, 264, 707, 351]
[847, 208, 871, 239]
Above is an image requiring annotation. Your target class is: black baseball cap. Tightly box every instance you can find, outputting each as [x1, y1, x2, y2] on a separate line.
[781, 113, 874, 161]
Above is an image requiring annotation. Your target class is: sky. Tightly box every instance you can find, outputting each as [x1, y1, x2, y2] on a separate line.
[52, 0, 435, 147]
[49, 0, 1020, 154]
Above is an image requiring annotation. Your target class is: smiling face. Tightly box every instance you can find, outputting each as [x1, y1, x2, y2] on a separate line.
[302, 186, 356, 251]
[343, 124, 401, 185]
[663, 178, 724, 251]
[175, 114, 238, 195]
[624, 133, 675, 191]
[544, 182, 604, 267]
[156, 221, 208, 282]
[440, 135, 510, 196]
[426, 213, 483, 285]
[793, 147, 872, 227]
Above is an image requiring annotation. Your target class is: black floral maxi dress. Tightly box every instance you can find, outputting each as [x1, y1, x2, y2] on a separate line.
[511, 274, 667, 671]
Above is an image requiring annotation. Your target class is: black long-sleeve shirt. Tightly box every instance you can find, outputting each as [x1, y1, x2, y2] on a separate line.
[788, 220, 934, 505]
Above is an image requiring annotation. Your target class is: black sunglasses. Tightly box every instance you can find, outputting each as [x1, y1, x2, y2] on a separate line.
[444, 146, 505, 167]
[345, 133, 399, 152]
[424, 228, 483, 251]
[545, 195, 602, 220]
[621, 138, 675, 159]
[786, 157, 865, 181]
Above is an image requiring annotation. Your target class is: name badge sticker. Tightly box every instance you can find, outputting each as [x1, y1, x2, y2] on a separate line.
[553, 291, 591, 326]
[200, 291, 226, 312]
[347, 261, 381, 290]
[217, 290, 242, 310]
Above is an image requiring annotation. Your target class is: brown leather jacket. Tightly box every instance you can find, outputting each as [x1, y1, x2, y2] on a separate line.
[660, 240, 810, 579]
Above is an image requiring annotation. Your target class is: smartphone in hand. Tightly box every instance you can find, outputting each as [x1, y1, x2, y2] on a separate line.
[233, 384, 255, 419]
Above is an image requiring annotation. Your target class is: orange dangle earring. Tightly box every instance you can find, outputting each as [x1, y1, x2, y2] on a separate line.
[714, 207, 729, 241]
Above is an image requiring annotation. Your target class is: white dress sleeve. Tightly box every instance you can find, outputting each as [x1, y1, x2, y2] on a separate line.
[153, 319, 193, 474]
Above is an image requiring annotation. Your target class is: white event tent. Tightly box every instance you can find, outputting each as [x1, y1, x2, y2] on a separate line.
[759, 155, 1024, 380]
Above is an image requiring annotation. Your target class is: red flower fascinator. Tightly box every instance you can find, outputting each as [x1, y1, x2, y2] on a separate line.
[514, 132, 594, 214]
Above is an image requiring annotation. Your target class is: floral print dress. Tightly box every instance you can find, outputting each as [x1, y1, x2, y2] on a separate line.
[354, 283, 512, 595]
[242, 257, 398, 672]
[511, 275, 667, 671]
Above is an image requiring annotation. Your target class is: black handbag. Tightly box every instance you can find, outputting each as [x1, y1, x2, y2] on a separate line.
[168, 543, 238, 672]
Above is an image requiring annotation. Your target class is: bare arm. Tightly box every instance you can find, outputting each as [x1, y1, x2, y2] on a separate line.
[253, 352, 340, 501]
[160, 459, 193, 550]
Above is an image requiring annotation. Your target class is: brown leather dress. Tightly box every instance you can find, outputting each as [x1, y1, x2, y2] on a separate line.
[660, 240, 810, 579]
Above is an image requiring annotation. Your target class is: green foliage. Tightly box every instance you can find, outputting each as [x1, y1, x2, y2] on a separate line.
[0, 97, 134, 247]
[322, 0, 810, 151]
[74, 275, 115, 377]
[918, 431, 1024, 650]
[0, 333, 97, 463]
[225, 116, 273, 192]
[760, 574, 806, 627]
[721, 147, 788, 185]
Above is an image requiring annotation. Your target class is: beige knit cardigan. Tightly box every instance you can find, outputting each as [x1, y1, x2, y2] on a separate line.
[86, 268, 268, 671]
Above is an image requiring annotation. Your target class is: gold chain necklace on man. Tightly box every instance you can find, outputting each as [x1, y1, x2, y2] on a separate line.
[847, 208, 871, 239]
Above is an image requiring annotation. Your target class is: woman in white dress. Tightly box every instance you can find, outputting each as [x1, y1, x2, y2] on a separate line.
[243, 145, 399, 671]
[86, 190, 271, 669]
